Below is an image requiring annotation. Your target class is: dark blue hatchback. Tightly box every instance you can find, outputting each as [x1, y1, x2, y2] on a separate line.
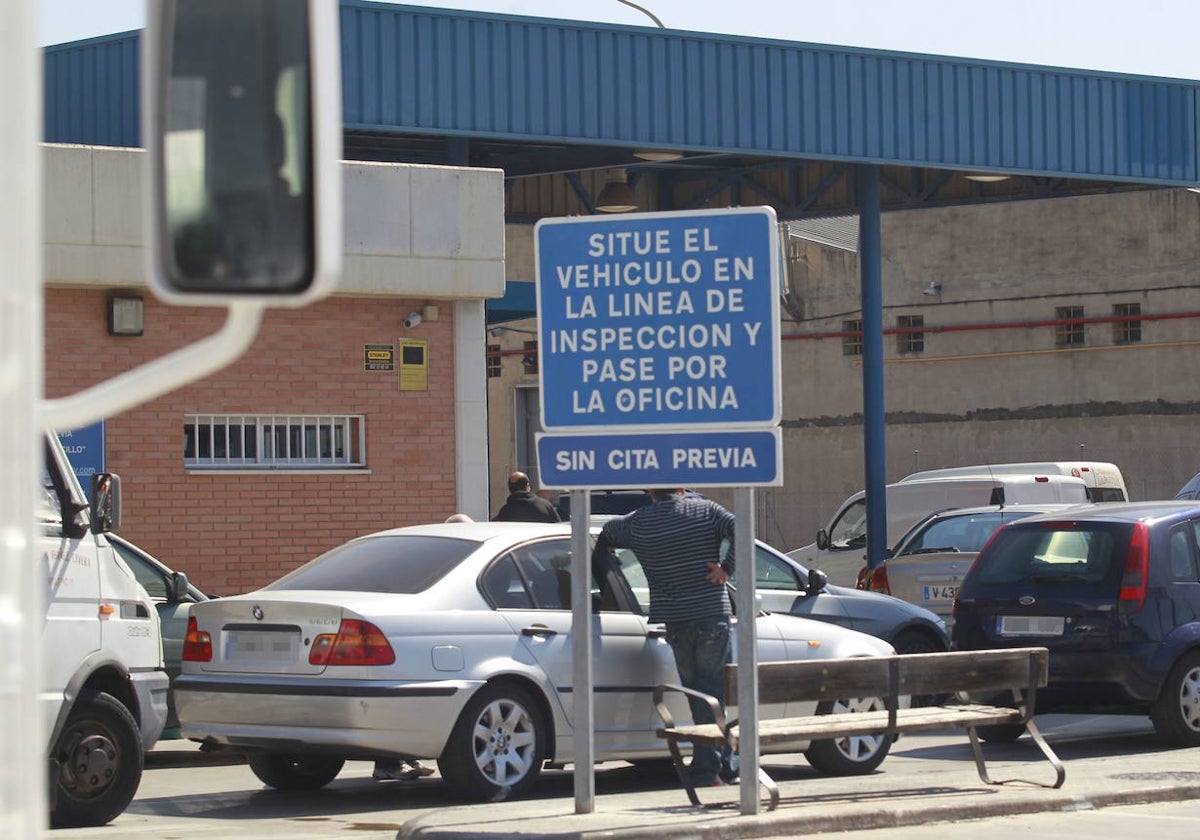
[951, 501, 1200, 745]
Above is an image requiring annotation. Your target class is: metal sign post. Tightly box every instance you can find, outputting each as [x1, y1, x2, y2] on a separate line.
[534, 207, 783, 816]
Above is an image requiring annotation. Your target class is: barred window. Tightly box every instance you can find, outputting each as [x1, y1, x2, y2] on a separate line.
[486, 343, 501, 378]
[522, 340, 539, 375]
[184, 414, 365, 469]
[1113, 303, 1142, 344]
[896, 314, 925, 354]
[1055, 306, 1085, 347]
[842, 319, 863, 356]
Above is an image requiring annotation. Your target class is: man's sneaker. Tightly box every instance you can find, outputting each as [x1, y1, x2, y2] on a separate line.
[373, 760, 434, 781]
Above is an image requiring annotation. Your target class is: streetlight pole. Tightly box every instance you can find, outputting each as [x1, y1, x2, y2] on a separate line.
[616, 0, 665, 28]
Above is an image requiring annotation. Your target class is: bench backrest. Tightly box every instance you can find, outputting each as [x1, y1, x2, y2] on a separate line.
[725, 647, 1049, 705]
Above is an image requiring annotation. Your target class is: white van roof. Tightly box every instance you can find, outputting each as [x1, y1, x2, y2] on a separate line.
[902, 461, 1127, 500]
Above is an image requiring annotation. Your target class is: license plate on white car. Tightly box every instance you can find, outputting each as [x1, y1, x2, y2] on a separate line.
[922, 583, 958, 602]
[224, 630, 300, 662]
[996, 615, 1065, 637]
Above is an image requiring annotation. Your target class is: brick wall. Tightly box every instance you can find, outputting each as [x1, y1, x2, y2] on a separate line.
[45, 288, 459, 595]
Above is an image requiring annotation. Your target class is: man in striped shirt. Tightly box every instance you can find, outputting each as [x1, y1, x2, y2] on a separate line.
[594, 488, 737, 787]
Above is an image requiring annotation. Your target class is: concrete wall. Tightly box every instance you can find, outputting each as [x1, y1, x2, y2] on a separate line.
[489, 189, 1200, 558]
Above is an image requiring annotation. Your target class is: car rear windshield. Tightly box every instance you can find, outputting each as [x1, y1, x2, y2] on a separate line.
[264, 535, 480, 594]
[900, 511, 1033, 555]
[972, 522, 1132, 588]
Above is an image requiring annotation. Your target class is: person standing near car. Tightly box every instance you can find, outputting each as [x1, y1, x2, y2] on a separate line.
[592, 488, 737, 787]
[492, 471, 560, 522]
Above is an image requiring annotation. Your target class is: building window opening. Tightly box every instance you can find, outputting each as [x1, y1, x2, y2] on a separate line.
[184, 414, 365, 469]
[486, 343, 501, 378]
[1055, 306, 1085, 347]
[896, 314, 925, 354]
[1113, 302, 1142, 344]
[842, 319, 863, 356]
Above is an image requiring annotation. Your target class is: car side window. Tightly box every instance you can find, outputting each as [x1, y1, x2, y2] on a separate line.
[828, 498, 867, 550]
[111, 541, 168, 599]
[1169, 525, 1198, 583]
[755, 545, 800, 591]
[481, 554, 535, 609]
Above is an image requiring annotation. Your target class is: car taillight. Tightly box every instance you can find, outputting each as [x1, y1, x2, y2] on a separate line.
[1118, 522, 1150, 614]
[309, 619, 395, 666]
[866, 565, 891, 595]
[181, 616, 212, 661]
[854, 566, 870, 590]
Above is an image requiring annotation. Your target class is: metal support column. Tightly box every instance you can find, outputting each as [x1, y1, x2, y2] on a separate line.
[857, 164, 888, 571]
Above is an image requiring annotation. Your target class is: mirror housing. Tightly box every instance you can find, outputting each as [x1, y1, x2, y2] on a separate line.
[90, 473, 121, 534]
[143, 0, 341, 306]
[167, 571, 191, 604]
[807, 568, 828, 595]
[815, 529, 830, 551]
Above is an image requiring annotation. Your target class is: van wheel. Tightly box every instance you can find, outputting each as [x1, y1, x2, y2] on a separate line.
[1150, 652, 1200, 746]
[50, 689, 143, 828]
[804, 697, 891, 776]
[438, 682, 546, 801]
[247, 754, 345, 790]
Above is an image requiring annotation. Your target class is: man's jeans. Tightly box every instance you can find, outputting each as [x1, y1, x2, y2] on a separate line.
[665, 616, 735, 786]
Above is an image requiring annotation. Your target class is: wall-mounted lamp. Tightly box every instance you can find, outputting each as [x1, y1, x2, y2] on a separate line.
[488, 325, 538, 337]
[596, 168, 638, 213]
[922, 281, 942, 297]
[963, 173, 1010, 183]
[107, 293, 144, 336]
[633, 149, 683, 162]
[422, 304, 439, 322]
[403, 311, 422, 328]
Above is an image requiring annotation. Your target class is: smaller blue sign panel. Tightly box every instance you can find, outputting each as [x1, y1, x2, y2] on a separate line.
[537, 429, 782, 489]
[57, 421, 105, 499]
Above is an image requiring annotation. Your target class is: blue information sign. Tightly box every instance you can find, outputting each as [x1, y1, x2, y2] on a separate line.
[537, 429, 782, 489]
[57, 421, 105, 499]
[535, 207, 781, 432]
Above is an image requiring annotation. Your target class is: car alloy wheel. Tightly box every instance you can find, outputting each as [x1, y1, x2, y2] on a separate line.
[439, 681, 546, 801]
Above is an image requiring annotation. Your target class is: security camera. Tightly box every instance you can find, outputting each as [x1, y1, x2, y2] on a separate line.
[403, 312, 422, 328]
[922, 281, 942, 297]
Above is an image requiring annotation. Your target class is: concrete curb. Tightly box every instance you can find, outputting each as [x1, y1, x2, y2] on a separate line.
[400, 782, 1200, 839]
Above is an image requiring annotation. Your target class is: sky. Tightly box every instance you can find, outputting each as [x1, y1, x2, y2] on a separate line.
[37, 0, 1200, 82]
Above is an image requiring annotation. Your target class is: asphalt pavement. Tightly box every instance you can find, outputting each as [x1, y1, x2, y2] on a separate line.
[388, 714, 1200, 840]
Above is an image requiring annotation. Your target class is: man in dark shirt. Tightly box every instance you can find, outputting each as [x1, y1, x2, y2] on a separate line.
[594, 488, 736, 787]
[492, 471, 561, 522]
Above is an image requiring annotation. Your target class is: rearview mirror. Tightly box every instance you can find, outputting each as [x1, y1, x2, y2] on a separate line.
[90, 473, 121, 534]
[143, 0, 341, 305]
[815, 529, 830, 550]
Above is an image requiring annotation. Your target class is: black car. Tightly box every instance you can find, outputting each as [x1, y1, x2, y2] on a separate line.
[951, 501, 1200, 745]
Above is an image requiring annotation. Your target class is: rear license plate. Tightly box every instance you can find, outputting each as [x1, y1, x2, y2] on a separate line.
[921, 583, 958, 602]
[224, 630, 300, 662]
[996, 615, 1065, 637]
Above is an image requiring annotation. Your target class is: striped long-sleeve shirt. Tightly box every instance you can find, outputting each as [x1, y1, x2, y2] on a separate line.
[600, 494, 735, 624]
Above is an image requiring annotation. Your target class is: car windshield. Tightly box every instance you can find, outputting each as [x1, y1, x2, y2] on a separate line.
[972, 523, 1130, 587]
[265, 535, 479, 594]
[899, 511, 1032, 555]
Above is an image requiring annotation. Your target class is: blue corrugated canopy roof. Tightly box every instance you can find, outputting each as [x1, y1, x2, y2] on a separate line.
[42, 2, 1200, 187]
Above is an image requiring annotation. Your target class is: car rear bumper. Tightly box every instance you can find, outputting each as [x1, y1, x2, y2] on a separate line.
[175, 675, 482, 758]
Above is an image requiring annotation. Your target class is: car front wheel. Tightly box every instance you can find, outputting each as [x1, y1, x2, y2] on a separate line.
[50, 689, 143, 828]
[803, 697, 891, 776]
[439, 682, 546, 801]
[1150, 651, 1200, 746]
[247, 754, 345, 790]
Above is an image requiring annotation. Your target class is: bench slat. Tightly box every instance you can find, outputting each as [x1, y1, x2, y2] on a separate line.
[659, 703, 1022, 749]
[729, 647, 1048, 704]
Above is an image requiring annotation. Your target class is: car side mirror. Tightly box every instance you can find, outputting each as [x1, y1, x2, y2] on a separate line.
[89, 473, 121, 534]
[167, 571, 190, 604]
[815, 529, 830, 550]
[807, 568, 828, 594]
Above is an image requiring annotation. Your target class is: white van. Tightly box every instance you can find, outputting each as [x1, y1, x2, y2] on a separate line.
[41, 432, 169, 827]
[902, 461, 1129, 502]
[786, 473, 1089, 585]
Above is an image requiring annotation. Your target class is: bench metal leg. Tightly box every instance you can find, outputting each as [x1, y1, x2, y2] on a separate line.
[665, 739, 701, 807]
[757, 766, 780, 811]
[965, 722, 1066, 789]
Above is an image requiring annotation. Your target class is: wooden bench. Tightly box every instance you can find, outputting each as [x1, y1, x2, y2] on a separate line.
[653, 646, 1065, 810]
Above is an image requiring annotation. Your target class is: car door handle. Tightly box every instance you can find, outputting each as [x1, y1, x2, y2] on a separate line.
[647, 627, 667, 639]
[521, 625, 558, 637]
